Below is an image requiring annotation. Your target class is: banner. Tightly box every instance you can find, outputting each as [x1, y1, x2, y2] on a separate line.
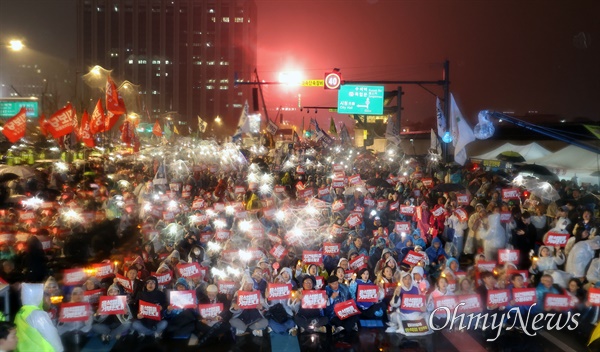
[63, 268, 87, 286]
[333, 300, 361, 320]
[170, 290, 197, 309]
[544, 232, 569, 247]
[454, 208, 468, 222]
[301, 290, 327, 309]
[456, 294, 482, 313]
[97, 295, 127, 315]
[323, 243, 340, 256]
[266, 283, 292, 301]
[512, 288, 537, 306]
[487, 289, 510, 308]
[93, 262, 114, 279]
[83, 289, 102, 304]
[346, 214, 362, 228]
[198, 303, 223, 319]
[588, 288, 600, 306]
[218, 281, 236, 295]
[395, 221, 411, 233]
[384, 283, 396, 298]
[498, 249, 520, 265]
[302, 251, 323, 265]
[115, 274, 133, 293]
[500, 211, 512, 223]
[237, 291, 261, 309]
[139, 300, 162, 321]
[318, 187, 330, 197]
[400, 294, 426, 311]
[456, 194, 470, 206]
[177, 263, 202, 278]
[433, 296, 457, 315]
[152, 271, 172, 285]
[400, 206, 415, 215]
[356, 285, 379, 303]
[59, 302, 91, 322]
[349, 255, 368, 271]
[402, 251, 424, 266]
[544, 294, 570, 311]
[501, 188, 520, 200]
[403, 319, 430, 334]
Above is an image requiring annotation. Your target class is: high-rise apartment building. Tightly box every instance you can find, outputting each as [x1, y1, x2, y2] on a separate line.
[76, 0, 257, 133]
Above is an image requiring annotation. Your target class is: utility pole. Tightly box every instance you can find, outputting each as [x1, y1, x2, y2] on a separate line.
[442, 60, 450, 163]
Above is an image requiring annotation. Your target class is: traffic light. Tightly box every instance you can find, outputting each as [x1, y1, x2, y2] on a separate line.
[324, 71, 342, 90]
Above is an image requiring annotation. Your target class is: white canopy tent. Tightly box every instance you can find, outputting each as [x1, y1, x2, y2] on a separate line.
[471, 142, 552, 161]
[527, 145, 600, 185]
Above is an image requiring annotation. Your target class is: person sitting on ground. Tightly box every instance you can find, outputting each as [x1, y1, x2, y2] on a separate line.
[92, 284, 133, 344]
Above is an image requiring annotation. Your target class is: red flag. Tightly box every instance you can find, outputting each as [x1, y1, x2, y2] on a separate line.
[105, 110, 121, 132]
[152, 120, 163, 137]
[106, 76, 126, 115]
[2, 107, 27, 143]
[46, 104, 75, 139]
[89, 99, 105, 135]
[39, 113, 48, 136]
[120, 119, 133, 145]
[73, 112, 81, 141]
[80, 111, 95, 148]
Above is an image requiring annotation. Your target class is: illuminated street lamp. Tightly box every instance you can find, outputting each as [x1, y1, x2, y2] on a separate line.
[8, 39, 24, 52]
[214, 116, 222, 125]
[278, 71, 303, 85]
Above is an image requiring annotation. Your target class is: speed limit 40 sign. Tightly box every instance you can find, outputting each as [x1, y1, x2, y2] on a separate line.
[324, 71, 342, 90]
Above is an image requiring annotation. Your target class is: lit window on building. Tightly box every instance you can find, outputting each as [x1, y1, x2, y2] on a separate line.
[138, 60, 147, 64]
[222, 17, 230, 22]
[208, 9, 214, 13]
[128, 60, 133, 64]
[194, 61, 202, 65]
[206, 85, 214, 89]
[211, 17, 216, 22]
[207, 61, 215, 65]
[235, 17, 243, 23]
[114, 5, 118, 12]
[220, 79, 229, 83]
[165, 60, 169, 64]
[219, 86, 228, 90]
[208, 79, 215, 83]
[219, 61, 229, 65]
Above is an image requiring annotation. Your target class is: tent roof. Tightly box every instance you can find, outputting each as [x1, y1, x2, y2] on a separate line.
[527, 145, 600, 173]
[471, 142, 552, 161]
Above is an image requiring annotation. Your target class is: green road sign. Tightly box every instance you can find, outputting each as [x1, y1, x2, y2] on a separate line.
[0, 98, 39, 118]
[337, 85, 384, 115]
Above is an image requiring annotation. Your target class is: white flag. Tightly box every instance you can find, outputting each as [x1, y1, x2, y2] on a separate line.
[436, 97, 446, 138]
[430, 129, 441, 155]
[266, 119, 278, 135]
[449, 94, 475, 165]
[385, 113, 401, 145]
[234, 100, 251, 137]
[197, 116, 207, 133]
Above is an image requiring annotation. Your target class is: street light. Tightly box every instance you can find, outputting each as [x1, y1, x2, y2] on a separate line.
[214, 116, 222, 125]
[8, 39, 24, 52]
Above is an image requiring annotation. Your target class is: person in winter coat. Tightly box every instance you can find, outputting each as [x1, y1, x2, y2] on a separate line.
[15, 283, 64, 352]
[265, 269, 297, 335]
[425, 238, 448, 269]
[21, 235, 48, 282]
[195, 284, 232, 346]
[349, 268, 386, 320]
[426, 276, 455, 327]
[132, 276, 168, 339]
[325, 275, 358, 335]
[57, 287, 93, 340]
[289, 275, 328, 334]
[534, 274, 563, 314]
[163, 278, 198, 338]
[92, 284, 133, 343]
[374, 248, 394, 276]
[511, 211, 537, 268]
[229, 275, 269, 337]
[445, 208, 469, 259]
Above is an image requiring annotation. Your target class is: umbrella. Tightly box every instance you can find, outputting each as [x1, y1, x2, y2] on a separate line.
[516, 164, 559, 183]
[497, 151, 526, 163]
[366, 178, 393, 188]
[0, 166, 35, 179]
[431, 183, 466, 193]
[528, 181, 560, 203]
[0, 173, 19, 183]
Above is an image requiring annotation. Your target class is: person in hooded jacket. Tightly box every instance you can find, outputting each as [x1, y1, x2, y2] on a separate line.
[387, 271, 427, 334]
[479, 211, 507, 262]
[132, 276, 168, 339]
[92, 284, 133, 343]
[163, 278, 198, 338]
[195, 284, 232, 346]
[425, 238, 448, 270]
[529, 245, 565, 278]
[15, 283, 64, 352]
[57, 287, 93, 346]
[368, 237, 389, 269]
[265, 268, 297, 335]
[229, 275, 269, 337]
[289, 275, 328, 334]
[188, 244, 209, 267]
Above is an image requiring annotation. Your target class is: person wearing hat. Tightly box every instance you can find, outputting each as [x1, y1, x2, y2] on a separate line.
[195, 284, 232, 346]
[16, 283, 63, 352]
[388, 270, 426, 334]
[325, 274, 357, 335]
[289, 275, 328, 334]
[92, 284, 133, 343]
[132, 276, 168, 340]
[229, 275, 269, 337]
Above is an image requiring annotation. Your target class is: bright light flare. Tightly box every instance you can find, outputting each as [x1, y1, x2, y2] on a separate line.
[54, 162, 68, 172]
[207, 241, 221, 252]
[239, 250, 252, 262]
[214, 219, 227, 229]
[239, 220, 251, 232]
[275, 210, 285, 222]
[22, 197, 43, 210]
[8, 39, 24, 51]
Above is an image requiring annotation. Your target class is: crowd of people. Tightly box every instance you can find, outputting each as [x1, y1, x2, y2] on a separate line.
[0, 140, 598, 351]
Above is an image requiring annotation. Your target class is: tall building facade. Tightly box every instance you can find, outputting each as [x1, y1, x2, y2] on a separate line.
[76, 0, 257, 133]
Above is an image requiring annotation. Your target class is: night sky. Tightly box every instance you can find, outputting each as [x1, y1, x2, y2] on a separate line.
[1, 0, 598, 130]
